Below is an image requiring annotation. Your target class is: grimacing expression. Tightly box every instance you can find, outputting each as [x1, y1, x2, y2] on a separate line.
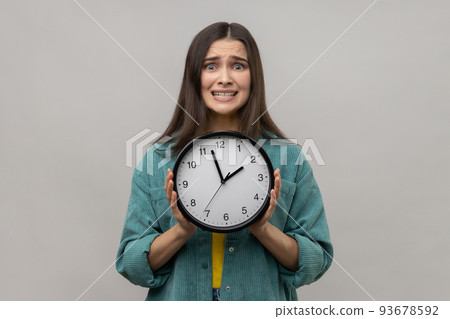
[201, 39, 251, 117]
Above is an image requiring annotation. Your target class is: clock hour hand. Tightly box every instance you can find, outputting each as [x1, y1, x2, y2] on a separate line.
[211, 150, 225, 183]
[223, 166, 244, 183]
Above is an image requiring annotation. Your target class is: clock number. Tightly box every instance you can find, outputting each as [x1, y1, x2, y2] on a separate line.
[258, 173, 263, 181]
[204, 209, 210, 217]
[191, 199, 196, 206]
[251, 155, 256, 163]
[216, 140, 225, 148]
[237, 144, 241, 152]
[199, 147, 206, 155]
[242, 207, 247, 214]
[223, 213, 229, 221]
[254, 193, 259, 200]
[187, 161, 197, 169]
[182, 180, 188, 188]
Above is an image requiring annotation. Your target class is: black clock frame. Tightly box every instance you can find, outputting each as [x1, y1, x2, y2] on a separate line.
[172, 130, 274, 233]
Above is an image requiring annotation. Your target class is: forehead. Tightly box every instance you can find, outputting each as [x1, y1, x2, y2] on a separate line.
[205, 39, 247, 59]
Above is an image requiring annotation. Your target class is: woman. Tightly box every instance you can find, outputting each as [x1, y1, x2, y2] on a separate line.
[116, 22, 333, 301]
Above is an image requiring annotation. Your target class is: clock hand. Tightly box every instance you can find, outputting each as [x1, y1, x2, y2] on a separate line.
[223, 166, 244, 183]
[211, 150, 225, 183]
[203, 172, 230, 212]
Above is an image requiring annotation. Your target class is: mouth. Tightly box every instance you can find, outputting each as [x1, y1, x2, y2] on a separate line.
[211, 90, 238, 97]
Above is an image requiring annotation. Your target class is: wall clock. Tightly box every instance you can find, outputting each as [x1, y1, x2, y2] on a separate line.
[173, 131, 274, 233]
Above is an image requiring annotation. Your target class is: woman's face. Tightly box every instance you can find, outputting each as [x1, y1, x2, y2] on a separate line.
[201, 39, 251, 118]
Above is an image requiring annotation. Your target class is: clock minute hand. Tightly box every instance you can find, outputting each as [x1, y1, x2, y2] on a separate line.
[223, 166, 244, 183]
[211, 150, 225, 183]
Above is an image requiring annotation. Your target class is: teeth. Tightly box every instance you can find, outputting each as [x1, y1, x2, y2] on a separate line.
[213, 92, 236, 97]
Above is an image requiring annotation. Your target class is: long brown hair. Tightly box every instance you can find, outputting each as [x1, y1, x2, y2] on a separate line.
[154, 22, 287, 156]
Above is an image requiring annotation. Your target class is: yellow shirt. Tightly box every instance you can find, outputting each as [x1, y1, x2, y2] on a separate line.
[211, 232, 226, 288]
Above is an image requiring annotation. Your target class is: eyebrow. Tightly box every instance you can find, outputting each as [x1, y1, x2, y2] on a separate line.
[203, 55, 249, 63]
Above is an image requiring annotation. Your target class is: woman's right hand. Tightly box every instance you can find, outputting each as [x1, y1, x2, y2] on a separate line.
[148, 169, 197, 271]
[165, 168, 197, 237]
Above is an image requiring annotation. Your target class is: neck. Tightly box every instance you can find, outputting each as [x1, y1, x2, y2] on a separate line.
[206, 112, 240, 132]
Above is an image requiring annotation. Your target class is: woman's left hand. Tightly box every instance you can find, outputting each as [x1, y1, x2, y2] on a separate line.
[249, 168, 281, 235]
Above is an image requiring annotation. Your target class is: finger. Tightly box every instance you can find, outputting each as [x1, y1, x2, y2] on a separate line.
[270, 189, 277, 209]
[275, 176, 281, 199]
[274, 174, 281, 189]
[274, 168, 280, 177]
[273, 169, 280, 184]
[166, 179, 174, 203]
[164, 168, 172, 191]
[274, 169, 281, 199]
[170, 190, 184, 221]
[266, 189, 277, 215]
[170, 190, 178, 209]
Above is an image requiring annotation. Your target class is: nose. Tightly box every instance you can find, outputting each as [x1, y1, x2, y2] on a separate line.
[217, 67, 232, 86]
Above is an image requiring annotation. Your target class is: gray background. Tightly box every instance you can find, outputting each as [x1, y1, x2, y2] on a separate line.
[1, 0, 449, 300]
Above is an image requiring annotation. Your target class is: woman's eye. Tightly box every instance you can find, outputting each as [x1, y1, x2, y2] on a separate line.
[233, 64, 244, 70]
[205, 64, 216, 70]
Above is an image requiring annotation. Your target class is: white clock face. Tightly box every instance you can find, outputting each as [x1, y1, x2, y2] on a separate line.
[173, 131, 274, 232]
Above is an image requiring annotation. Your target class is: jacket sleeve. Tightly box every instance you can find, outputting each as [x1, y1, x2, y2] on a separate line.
[115, 165, 171, 288]
[278, 152, 333, 288]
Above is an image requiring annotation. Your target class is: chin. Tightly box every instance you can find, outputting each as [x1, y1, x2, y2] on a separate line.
[207, 104, 242, 116]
